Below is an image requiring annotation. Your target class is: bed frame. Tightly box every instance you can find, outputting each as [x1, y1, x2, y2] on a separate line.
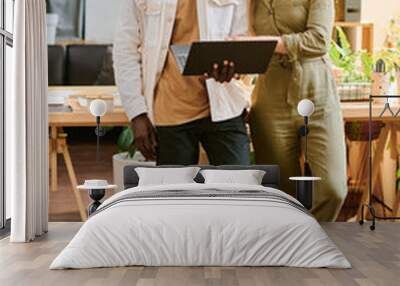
[123, 165, 281, 190]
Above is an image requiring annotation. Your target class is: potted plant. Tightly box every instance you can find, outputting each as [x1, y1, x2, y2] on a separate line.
[330, 27, 389, 141]
[112, 127, 155, 192]
[330, 27, 373, 101]
[330, 26, 400, 100]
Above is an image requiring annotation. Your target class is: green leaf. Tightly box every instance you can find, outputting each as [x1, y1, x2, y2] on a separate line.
[329, 41, 344, 67]
[360, 52, 373, 81]
[102, 126, 114, 135]
[336, 27, 352, 56]
[128, 145, 137, 159]
[329, 27, 384, 83]
[117, 127, 134, 153]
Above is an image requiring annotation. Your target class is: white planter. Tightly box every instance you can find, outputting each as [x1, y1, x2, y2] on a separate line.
[47, 13, 59, 44]
[112, 152, 155, 193]
[337, 82, 371, 101]
[371, 72, 391, 103]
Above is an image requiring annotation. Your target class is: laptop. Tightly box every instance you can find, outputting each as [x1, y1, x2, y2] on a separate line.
[171, 40, 277, 76]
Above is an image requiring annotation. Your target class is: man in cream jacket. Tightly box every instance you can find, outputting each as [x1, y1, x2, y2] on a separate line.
[114, 0, 252, 165]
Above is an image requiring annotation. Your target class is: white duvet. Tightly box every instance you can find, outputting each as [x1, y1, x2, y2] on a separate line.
[50, 183, 351, 269]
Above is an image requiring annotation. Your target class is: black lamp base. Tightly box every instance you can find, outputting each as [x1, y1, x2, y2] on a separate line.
[290, 177, 321, 210]
[295, 180, 314, 210]
[88, 189, 106, 216]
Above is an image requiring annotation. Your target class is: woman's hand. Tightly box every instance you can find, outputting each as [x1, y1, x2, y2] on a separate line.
[228, 35, 288, 55]
[205, 35, 288, 83]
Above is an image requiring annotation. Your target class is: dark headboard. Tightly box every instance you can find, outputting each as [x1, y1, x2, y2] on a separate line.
[123, 165, 280, 190]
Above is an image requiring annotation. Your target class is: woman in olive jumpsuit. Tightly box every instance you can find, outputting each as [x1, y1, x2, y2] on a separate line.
[248, 0, 348, 221]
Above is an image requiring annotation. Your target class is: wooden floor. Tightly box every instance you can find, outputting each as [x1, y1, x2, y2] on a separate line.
[0, 223, 399, 286]
[49, 138, 117, 222]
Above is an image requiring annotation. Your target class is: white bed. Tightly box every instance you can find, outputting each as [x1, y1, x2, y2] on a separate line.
[50, 182, 351, 269]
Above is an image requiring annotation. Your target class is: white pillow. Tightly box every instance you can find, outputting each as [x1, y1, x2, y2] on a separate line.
[135, 167, 201, 186]
[200, 169, 266, 185]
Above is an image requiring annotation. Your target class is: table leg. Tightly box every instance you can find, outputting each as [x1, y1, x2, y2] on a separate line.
[359, 126, 390, 219]
[355, 144, 369, 190]
[395, 192, 400, 217]
[386, 124, 399, 216]
[50, 126, 58, 192]
[58, 135, 88, 221]
[389, 124, 398, 160]
[348, 142, 368, 221]
[393, 127, 400, 216]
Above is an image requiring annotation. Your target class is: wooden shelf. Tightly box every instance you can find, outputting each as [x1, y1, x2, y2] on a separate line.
[335, 22, 373, 28]
[53, 39, 99, 46]
[334, 22, 374, 52]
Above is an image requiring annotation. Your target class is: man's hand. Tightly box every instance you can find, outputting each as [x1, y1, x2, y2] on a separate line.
[204, 60, 240, 83]
[131, 114, 157, 161]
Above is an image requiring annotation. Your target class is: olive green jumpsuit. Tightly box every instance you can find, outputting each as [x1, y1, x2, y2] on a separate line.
[250, 0, 348, 221]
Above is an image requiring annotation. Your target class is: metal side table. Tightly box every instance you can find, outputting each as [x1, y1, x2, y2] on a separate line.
[289, 177, 321, 210]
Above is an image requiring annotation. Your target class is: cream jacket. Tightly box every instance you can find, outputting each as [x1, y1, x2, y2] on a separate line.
[113, 0, 252, 123]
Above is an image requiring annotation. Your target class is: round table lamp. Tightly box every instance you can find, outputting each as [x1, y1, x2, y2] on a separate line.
[89, 99, 107, 161]
[297, 99, 315, 176]
[82, 100, 111, 215]
[292, 99, 320, 209]
[297, 99, 315, 117]
[89, 99, 107, 117]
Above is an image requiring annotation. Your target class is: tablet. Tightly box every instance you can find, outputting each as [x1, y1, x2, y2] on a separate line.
[171, 40, 277, 76]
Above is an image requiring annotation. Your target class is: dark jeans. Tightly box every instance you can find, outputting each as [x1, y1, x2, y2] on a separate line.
[156, 114, 250, 165]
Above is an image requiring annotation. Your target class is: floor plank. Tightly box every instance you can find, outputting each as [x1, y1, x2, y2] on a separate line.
[49, 139, 117, 222]
[1, 223, 399, 286]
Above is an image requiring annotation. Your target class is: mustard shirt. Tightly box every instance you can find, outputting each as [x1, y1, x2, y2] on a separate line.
[154, 0, 210, 126]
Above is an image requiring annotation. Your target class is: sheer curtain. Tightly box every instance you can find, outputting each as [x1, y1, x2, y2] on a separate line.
[8, 0, 48, 242]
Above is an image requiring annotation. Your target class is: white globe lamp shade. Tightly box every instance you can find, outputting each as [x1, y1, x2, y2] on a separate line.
[90, 99, 107, 117]
[297, 99, 315, 117]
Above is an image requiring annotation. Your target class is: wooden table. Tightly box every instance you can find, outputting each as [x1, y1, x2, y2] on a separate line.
[49, 86, 129, 127]
[341, 100, 400, 220]
[341, 101, 400, 121]
[49, 86, 130, 221]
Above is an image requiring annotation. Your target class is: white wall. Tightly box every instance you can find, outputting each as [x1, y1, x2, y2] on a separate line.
[85, 0, 400, 48]
[85, 0, 124, 44]
[362, 0, 400, 50]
